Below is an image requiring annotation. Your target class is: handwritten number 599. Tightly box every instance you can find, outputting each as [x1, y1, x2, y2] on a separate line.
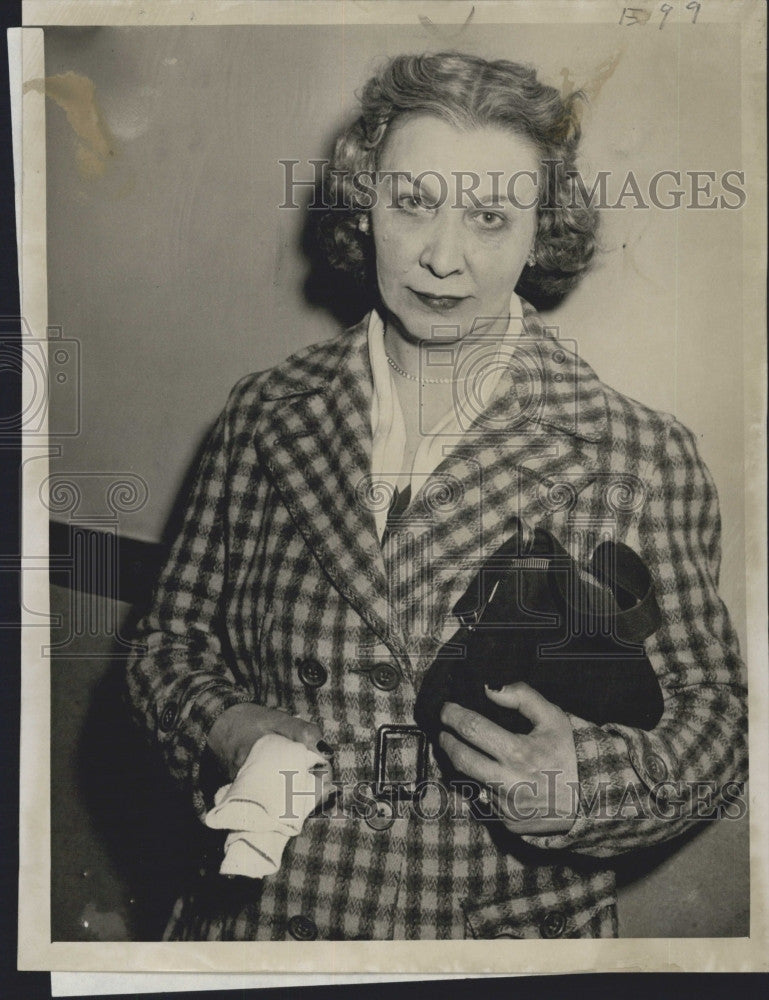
[620, 3, 702, 27]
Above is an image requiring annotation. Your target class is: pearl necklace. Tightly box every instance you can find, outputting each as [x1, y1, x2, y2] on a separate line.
[386, 352, 466, 385]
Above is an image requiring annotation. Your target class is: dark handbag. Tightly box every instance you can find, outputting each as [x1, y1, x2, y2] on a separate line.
[414, 523, 665, 756]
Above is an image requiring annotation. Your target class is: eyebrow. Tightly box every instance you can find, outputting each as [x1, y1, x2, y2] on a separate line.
[388, 174, 520, 209]
[395, 179, 514, 205]
[473, 195, 513, 207]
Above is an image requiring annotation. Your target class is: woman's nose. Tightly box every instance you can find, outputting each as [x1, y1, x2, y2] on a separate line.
[418, 214, 466, 278]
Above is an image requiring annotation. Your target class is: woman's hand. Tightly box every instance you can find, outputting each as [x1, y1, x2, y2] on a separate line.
[438, 683, 579, 836]
[207, 702, 333, 780]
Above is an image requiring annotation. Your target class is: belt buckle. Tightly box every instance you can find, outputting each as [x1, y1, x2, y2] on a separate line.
[373, 724, 428, 801]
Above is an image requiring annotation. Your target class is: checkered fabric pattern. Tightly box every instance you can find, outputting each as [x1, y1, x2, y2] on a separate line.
[126, 301, 747, 940]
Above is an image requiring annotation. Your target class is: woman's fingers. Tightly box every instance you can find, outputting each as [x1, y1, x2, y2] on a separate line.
[207, 703, 332, 779]
[438, 730, 507, 786]
[484, 682, 558, 727]
[267, 709, 329, 757]
[439, 701, 518, 763]
[437, 690, 579, 835]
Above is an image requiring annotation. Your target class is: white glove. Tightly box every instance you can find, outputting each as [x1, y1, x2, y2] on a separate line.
[205, 732, 331, 878]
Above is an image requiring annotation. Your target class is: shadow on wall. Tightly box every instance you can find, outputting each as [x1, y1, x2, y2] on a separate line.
[299, 144, 378, 331]
[50, 430, 223, 942]
[75, 662, 210, 941]
[75, 426, 233, 941]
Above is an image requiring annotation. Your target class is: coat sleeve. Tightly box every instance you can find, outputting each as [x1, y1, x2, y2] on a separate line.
[521, 417, 748, 857]
[125, 380, 258, 820]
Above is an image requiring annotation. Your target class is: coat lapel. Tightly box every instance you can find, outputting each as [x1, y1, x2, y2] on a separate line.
[254, 319, 398, 651]
[384, 304, 611, 667]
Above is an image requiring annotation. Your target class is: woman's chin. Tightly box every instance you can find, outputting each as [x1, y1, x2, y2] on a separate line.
[384, 300, 512, 346]
[388, 311, 471, 345]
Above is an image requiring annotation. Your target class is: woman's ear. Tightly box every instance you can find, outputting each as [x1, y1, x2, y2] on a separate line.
[358, 214, 370, 234]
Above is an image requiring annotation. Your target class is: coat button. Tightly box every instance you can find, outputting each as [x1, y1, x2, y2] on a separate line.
[159, 703, 178, 732]
[287, 914, 318, 941]
[365, 798, 395, 831]
[540, 911, 567, 939]
[644, 752, 668, 783]
[296, 658, 328, 689]
[369, 662, 401, 691]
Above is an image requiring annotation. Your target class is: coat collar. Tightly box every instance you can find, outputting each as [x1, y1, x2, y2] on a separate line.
[259, 300, 610, 444]
[259, 318, 368, 401]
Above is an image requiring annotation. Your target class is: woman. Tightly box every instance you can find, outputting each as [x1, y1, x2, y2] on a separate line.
[126, 52, 747, 940]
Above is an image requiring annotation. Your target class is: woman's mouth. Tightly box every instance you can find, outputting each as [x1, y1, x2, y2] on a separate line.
[409, 289, 469, 312]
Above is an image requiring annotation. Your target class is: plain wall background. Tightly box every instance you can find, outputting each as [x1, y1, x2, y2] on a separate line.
[44, 24, 749, 940]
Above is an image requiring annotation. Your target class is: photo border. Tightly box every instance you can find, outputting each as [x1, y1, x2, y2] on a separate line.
[16, 0, 768, 975]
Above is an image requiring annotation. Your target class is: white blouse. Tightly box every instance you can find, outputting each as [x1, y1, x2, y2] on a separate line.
[367, 291, 526, 540]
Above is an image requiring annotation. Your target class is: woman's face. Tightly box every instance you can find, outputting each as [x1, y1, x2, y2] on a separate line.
[370, 114, 540, 343]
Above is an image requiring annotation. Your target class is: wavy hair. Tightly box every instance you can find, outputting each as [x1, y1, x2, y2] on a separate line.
[317, 51, 598, 308]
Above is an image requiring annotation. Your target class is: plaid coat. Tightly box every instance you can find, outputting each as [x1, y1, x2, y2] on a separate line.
[126, 301, 747, 941]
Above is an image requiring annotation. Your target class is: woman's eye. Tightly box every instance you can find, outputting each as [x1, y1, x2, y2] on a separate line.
[398, 195, 429, 214]
[474, 210, 507, 230]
